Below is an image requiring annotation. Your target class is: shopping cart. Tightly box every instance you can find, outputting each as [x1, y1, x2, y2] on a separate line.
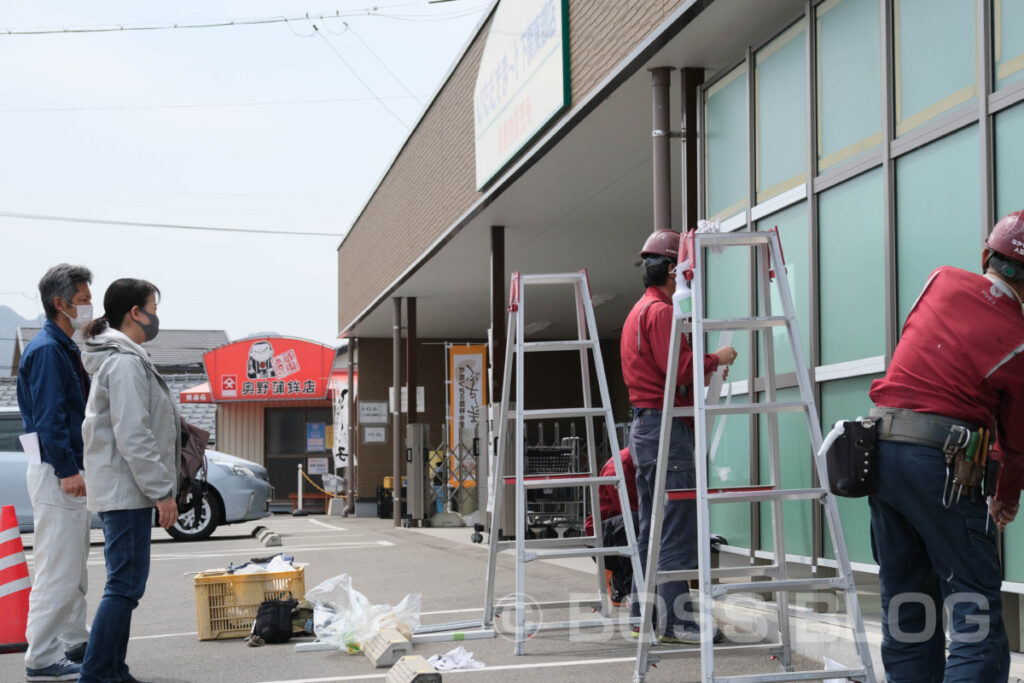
[523, 438, 585, 537]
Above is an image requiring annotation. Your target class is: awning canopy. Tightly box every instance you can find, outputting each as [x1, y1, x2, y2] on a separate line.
[180, 382, 213, 404]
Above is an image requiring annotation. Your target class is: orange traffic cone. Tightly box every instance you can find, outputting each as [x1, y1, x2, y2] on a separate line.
[0, 505, 30, 653]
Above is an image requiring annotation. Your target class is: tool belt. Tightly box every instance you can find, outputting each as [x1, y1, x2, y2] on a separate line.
[869, 407, 974, 450]
[870, 407, 996, 506]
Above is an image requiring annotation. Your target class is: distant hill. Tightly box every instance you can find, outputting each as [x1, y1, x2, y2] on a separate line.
[0, 306, 45, 375]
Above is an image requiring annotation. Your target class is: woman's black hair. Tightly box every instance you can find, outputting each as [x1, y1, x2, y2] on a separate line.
[84, 278, 160, 339]
[641, 256, 674, 288]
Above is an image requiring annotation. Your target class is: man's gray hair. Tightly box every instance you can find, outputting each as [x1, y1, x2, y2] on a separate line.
[39, 264, 92, 319]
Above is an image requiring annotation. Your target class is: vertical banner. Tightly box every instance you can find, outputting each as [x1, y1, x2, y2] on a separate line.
[448, 344, 488, 452]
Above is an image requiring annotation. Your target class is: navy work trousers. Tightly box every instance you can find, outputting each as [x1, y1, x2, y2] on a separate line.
[629, 408, 698, 632]
[869, 439, 1008, 682]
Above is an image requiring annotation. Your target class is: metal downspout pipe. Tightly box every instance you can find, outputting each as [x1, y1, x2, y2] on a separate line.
[650, 66, 676, 233]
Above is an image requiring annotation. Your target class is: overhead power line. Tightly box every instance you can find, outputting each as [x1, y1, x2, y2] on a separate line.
[336, 21, 424, 105]
[0, 2, 486, 36]
[0, 94, 426, 114]
[312, 23, 410, 130]
[0, 211, 340, 237]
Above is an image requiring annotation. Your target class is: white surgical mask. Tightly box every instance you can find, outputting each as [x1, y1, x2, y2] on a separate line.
[62, 303, 93, 330]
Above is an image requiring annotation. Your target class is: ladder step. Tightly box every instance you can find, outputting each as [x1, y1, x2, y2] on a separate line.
[507, 475, 619, 488]
[672, 401, 808, 417]
[648, 642, 781, 661]
[680, 315, 788, 331]
[714, 669, 870, 683]
[664, 486, 827, 504]
[497, 537, 598, 551]
[525, 546, 631, 562]
[694, 233, 771, 247]
[518, 273, 584, 286]
[522, 407, 607, 420]
[711, 576, 850, 596]
[654, 565, 781, 584]
[522, 340, 595, 352]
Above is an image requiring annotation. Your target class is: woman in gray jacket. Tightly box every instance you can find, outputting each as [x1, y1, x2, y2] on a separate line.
[78, 278, 180, 683]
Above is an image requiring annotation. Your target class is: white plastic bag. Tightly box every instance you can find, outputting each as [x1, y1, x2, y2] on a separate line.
[305, 573, 421, 654]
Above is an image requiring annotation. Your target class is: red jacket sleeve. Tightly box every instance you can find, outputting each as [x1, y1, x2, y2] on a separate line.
[646, 303, 719, 389]
[993, 356, 1024, 505]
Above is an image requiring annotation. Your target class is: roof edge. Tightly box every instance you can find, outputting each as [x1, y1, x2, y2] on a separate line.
[338, 0, 714, 338]
[334, 0, 500, 254]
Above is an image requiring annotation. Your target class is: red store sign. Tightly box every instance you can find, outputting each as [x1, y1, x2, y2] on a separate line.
[202, 337, 335, 402]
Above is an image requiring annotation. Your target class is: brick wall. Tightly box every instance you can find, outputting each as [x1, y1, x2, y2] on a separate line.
[337, 0, 683, 330]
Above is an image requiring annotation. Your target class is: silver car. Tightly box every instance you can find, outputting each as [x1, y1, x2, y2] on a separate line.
[0, 406, 272, 541]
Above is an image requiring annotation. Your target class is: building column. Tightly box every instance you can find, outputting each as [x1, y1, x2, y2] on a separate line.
[344, 339, 357, 516]
[392, 297, 403, 526]
[680, 67, 704, 231]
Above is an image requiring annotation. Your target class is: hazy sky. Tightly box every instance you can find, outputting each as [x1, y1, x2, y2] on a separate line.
[0, 0, 488, 345]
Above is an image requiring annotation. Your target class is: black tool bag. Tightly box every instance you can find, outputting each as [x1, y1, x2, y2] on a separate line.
[250, 596, 298, 644]
[825, 419, 879, 498]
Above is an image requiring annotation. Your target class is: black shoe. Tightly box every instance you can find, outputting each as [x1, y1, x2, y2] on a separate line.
[63, 643, 87, 664]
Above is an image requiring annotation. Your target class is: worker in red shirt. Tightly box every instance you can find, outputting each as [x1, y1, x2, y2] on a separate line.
[621, 229, 737, 644]
[584, 449, 638, 605]
[867, 210, 1024, 682]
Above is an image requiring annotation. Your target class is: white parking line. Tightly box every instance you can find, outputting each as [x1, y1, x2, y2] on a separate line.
[25, 540, 396, 566]
[130, 631, 197, 641]
[307, 519, 346, 531]
[255, 656, 637, 682]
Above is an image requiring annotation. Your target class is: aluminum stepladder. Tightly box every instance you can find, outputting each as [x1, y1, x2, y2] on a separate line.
[632, 229, 876, 683]
[410, 270, 644, 649]
[485, 270, 644, 654]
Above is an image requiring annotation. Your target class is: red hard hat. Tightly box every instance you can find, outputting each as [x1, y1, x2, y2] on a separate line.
[987, 210, 1024, 261]
[640, 230, 681, 259]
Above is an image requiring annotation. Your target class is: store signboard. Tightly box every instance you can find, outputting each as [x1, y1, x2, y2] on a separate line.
[473, 0, 570, 189]
[203, 337, 335, 402]
[306, 423, 326, 452]
[363, 426, 387, 444]
[307, 457, 329, 475]
[359, 401, 389, 424]
[448, 344, 488, 452]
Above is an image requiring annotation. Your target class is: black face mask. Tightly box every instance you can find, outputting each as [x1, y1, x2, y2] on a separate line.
[136, 309, 159, 342]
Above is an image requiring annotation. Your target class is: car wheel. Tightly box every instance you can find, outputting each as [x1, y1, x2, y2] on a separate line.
[166, 488, 222, 541]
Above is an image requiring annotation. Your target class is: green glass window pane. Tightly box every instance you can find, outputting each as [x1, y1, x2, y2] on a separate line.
[995, 0, 1024, 90]
[757, 388, 814, 556]
[818, 169, 886, 365]
[756, 23, 807, 202]
[894, 0, 977, 136]
[895, 125, 981, 325]
[709, 413, 753, 550]
[820, 374, 882, 564]
[816, 0, 882, 171]
[706, 64, 748, 220]
[995, 101, 1024, 217]
[705, 237, 752, 384]
[756, 203, 811, 377]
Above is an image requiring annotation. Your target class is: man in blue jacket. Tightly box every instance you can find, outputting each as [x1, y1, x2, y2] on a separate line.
[17, 264, 93, 682]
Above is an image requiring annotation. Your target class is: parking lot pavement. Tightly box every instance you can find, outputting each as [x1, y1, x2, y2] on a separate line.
[3, 514, 826, 682]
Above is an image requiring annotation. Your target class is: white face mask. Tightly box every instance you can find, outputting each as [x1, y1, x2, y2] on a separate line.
[62, 303, 93, 330]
